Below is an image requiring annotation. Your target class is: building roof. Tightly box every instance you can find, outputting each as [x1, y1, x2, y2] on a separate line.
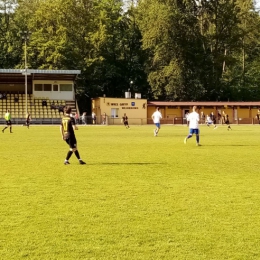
[148, 101, 260, 107]
[0, 69, 81, 83]
[0, 69, 80, 74]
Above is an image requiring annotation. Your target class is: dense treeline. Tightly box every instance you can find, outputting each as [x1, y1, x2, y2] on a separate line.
[1, 0, 260, 108]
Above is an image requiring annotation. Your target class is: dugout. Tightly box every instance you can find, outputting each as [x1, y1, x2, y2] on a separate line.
[147, 101, 260, 124]
[92, 94, 147, 125]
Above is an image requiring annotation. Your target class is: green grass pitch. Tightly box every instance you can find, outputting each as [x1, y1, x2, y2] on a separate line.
[1, 124, 260, 259]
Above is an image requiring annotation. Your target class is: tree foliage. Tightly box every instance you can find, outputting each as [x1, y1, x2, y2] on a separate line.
[0, 0, 260, 107]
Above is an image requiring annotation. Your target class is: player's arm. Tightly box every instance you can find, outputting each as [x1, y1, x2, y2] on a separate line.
[71, 117, 78, 130]
[60, 124, 65, 140]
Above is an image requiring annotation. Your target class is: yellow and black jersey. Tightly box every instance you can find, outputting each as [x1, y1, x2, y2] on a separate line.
[61, 116, 76, 139]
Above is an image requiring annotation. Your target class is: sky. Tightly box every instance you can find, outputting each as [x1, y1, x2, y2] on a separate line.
[256, 0, 260, 9]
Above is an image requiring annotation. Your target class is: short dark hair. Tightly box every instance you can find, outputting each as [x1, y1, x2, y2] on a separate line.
[65, 106, 71, 114]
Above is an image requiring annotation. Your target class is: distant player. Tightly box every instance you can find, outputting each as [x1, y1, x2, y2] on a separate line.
[2, 109, 13, 133]
[184, 106, 201, 146]
[211, 112, 217, 129]
[60, 106, 86, 165]
[152, 107, 162, 136]
[122, 113, 130, 129]
[24, 113, 31, 129]
[222, 111, 232, 130]
[206, 113, 217, 129]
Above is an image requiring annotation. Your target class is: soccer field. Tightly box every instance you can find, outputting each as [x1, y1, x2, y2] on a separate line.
[1, 124, 260, 259]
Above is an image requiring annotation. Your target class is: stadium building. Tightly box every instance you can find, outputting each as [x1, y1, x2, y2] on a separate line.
[147, 101, 260, 125]
[92, 92, 147, 125]
[0, 69, 80, 124]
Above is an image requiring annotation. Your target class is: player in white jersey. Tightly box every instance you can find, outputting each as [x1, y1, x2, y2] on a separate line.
[184, 106, 201, 146]
[152, 107, 162, 136]
[206, 115, 213, 126]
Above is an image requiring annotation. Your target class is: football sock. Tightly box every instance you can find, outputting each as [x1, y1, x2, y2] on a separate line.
[66, 151, 73, 161]
[2, 127, 7, 132]
[74, 150, 81, 160]
[10, 127, 12, 133]
[187, 134, 192, 139]
[196, 135, 200, 143]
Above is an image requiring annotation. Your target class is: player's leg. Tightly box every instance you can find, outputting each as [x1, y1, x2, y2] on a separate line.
[73, 147, 86, 164]
[213, 120, 217, 129]
[2, 126, 7, 132]
[226, 121, 231, 130]
[184, 129, 193, 144]
[2, 121, 8, 132]
[64, 139, 73, 165]
[155, 123, 160, 136]
[71, 138, 86, 164]
[196, 132, 200, 145]
[153, 124, 157, 136]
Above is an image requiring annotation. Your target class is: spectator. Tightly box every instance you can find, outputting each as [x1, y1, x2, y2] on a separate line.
[185, 112, 189, 127]
[81, 112, 87, 125]
[102, 112, 106, 125]
[14, 97, 19, 103]
[75, 113, 79, 124]
[42, 100, 47, 106]
[50, 101, 56, 110]
[257, 109, 260, 124]
[92, 112, 96, 124]
[58, 105, 65, 113]
[200, 111, 205, 124]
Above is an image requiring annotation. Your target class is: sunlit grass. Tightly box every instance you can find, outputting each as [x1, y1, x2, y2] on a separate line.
[1, 124, 260, 259]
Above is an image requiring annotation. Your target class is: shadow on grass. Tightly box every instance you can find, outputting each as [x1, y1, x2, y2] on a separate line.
[96, 162, 165, 165]
[205, 144, 258, 146]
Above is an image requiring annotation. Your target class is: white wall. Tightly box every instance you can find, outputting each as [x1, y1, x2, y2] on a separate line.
[32, 80, 75, 100]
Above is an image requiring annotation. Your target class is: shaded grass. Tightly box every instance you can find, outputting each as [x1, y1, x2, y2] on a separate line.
[0, 124, 260, 259]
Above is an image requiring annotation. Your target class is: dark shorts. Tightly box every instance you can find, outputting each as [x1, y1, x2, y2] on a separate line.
[6, 120, 12, 126]
[65, 136, 77, 149]
[225, 120, 230, 124]
[124, 121, 128, 125]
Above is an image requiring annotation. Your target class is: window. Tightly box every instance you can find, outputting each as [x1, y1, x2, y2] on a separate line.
[44, 84, 52, 91]
[111, 108, 119, 118]
[60, 84, 72, 91]
[35, 84, 42, 91]
[53, 84, 58, 91]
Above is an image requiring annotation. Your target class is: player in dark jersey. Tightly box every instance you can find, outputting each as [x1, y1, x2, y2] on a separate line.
[60, 106, 86, 165]
[24, 113, 31, 129]
[222, 111, 232, 130]
[122, 113, 130, 129]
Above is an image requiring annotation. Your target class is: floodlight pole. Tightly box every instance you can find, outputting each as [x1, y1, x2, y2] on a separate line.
[25, 38, 28, 114]
[21, 31, 31, 115]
